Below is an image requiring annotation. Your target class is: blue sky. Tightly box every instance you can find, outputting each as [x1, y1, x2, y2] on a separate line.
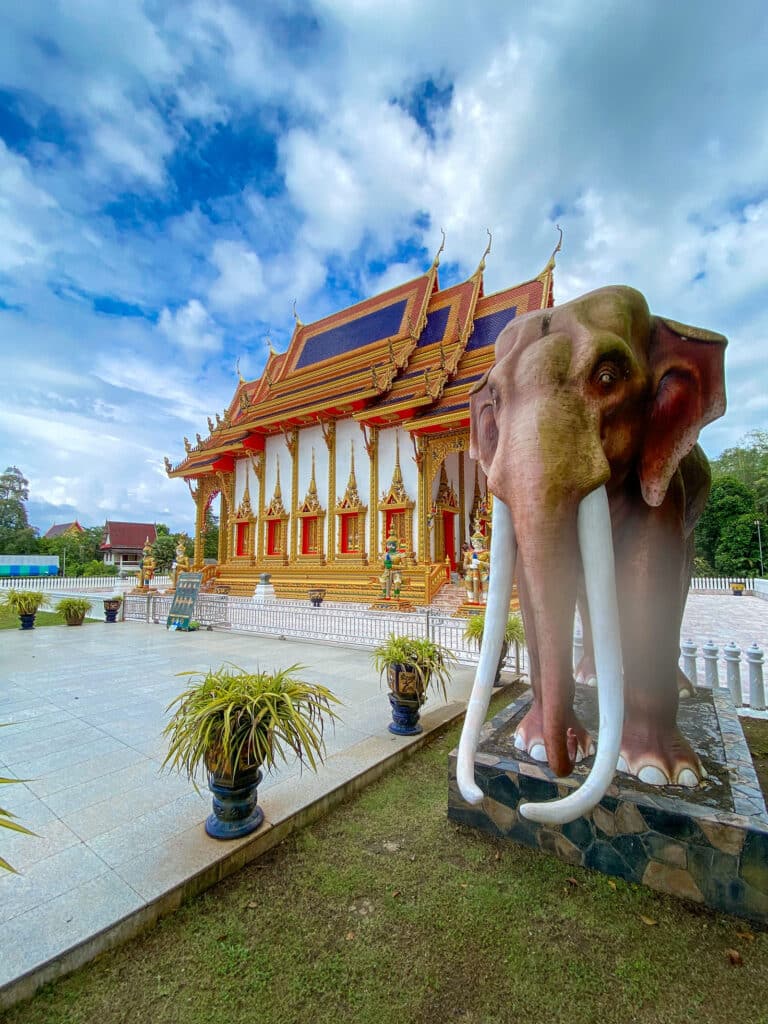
[0, 0, 766, 533]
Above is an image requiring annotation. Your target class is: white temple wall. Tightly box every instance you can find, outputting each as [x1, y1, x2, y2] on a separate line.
[233, 456, 258, 510]
[297, 425, 328, 551]
[378, 427, 417, 505]
[264, 434, 291, 510]
[335, 419, 369, 506]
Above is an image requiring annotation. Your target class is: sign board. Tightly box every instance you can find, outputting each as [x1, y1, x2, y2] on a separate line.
[167, 572, 203, 630]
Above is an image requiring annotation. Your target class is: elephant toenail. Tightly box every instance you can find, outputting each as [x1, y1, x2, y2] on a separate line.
[529, 743, 547, 762]
[616, 755, 628, 773]
[514, 733, 526, 750]
[676, 768, 699, 787]
[638, 765, 669, 786]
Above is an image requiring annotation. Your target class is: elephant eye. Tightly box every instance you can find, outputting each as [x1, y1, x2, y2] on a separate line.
[594, 362, 620, 389]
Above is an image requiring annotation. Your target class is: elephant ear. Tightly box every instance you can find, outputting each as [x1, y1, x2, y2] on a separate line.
[469, 368, 498, 473]
[639, 317, 727, 507]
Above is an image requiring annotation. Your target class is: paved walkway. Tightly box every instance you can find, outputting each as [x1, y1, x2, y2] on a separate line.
[0, 621, 479, 1009]
[1, 592, 766, 1009]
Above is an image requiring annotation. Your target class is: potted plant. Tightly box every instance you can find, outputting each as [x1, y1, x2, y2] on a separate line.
[57, 597, 93, 626]
[463, 610, 525, 681]
[731, 581, 745, 596]
[308, 587, 326, 608]
[103, 594, 123, 622]
[162, 663, 340, 839]
[371, 633, 455, 736]
[0, 589, 50, 630]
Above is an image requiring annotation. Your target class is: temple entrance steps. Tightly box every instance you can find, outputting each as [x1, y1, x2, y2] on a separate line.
[429, 582, 467, 614]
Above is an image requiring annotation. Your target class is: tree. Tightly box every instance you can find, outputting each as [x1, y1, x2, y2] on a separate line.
[714, 513, 768, 576]
[0, 466, 39, 554]
[695, 476, 755, 571]
[203, 509, 219, 560]
[151, 534, 178, 573]
[40, 526, 104, 576]
[711, 430, 768, 516]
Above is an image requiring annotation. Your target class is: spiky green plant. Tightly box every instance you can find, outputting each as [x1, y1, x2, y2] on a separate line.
[56, 597, 93, 624]
[463, 611, 525, 649]
[0, 589, 50, 617]
[371, 633, 456, 701]
[162, 663, 341, 786]
[1, 728, 36, 873]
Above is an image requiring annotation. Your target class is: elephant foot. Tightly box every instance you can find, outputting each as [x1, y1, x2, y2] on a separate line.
[513, 703, 595, 766]
[574, 653, 596, 687]
[677, 666, 695, 699]
[617, 722, 703, 787]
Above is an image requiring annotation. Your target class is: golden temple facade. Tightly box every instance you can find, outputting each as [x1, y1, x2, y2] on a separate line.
[165, 242, 556, 602]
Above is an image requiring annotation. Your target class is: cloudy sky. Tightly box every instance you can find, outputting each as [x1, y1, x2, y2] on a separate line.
[0, 0, 766, 534]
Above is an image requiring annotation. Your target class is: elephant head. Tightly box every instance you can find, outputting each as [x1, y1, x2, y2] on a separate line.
[457, 285, 726, 824]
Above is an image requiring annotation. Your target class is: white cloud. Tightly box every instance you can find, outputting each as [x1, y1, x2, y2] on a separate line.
[208, 240, 266, 311]
[158, 299, 222, 353]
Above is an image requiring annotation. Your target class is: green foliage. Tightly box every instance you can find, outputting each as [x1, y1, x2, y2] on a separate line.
[695, 476, 755, 571]
[371, 633, 455, 700]
[203, 508, 219, 559]
[715, 513, 766, 575]
[162, 663, 341, 784]
[711, 429, 768, 516]
[40, 526, 106, 576]
[0, 589, 50, 616]
[57, 597, 93, 624]
[0, 466, 39, 555]
[1, 744, 35, 873]
[463, 611, 525, 648]
[83, 559, 117, 577]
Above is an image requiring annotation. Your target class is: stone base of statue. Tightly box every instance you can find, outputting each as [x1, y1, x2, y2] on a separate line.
[369, 598, 415, 612]
[253, 573, 276, 602]
[448, 686, 768, 924]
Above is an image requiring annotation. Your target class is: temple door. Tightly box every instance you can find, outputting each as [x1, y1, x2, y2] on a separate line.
[442, 511, 457, 570]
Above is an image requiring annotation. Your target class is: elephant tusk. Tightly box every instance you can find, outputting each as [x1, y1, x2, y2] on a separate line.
[519, 485, 623, 825]
[457, 498, 517, 805]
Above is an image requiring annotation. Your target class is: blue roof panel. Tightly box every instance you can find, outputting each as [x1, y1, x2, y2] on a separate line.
[466, 306, 517, 351]
[296, 300, 407, 369]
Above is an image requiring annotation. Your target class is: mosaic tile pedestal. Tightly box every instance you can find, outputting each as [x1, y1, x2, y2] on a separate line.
[448, 687, 768, 922]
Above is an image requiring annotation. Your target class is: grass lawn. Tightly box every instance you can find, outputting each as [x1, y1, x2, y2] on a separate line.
[5, 690, 767, 1024]
[0, 606, 99, 630]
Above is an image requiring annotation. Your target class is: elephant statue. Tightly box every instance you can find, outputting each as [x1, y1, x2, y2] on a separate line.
[457, 285, 726, 826]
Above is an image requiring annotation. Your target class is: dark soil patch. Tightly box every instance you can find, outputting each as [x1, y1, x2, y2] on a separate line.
[742, 716, 768, 802]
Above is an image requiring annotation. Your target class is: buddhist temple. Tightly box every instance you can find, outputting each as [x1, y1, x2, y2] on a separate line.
[165, 238, 557, 602]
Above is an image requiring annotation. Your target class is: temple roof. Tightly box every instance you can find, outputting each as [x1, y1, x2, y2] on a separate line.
[100, 521, 157, 551]
[167, 246, 555, 478]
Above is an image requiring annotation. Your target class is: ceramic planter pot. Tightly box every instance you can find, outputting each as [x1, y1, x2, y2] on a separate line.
[19, 613, 36, 630]
[205, 764, 264, 840]
[64, 614, 86, 627]
[104, 598, 121, 623]
[308, 587, 326, 608]
[386, 663, 427, 736]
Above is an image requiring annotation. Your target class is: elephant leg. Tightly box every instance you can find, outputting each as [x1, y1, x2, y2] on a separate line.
[615, 491, 703, 786]
[513, 567, 594, 764]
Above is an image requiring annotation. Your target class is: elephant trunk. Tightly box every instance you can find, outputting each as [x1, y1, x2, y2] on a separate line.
[519, 485, 624, 824]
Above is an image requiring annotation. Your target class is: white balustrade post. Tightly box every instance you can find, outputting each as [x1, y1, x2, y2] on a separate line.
[746, 644, 765, 711]
[723, 641, 743, 706]
[680, 639, 698, 688]
[702, 640, 719, 688]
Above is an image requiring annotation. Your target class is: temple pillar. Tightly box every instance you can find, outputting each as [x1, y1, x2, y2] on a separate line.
[251, 453, 265, 563]
[364, 426, 379, 559]
[323, 422, 336, 563]
[286, 430, 299, 562]
[415, 435, 428, 563]
[458, 454, 466, 547]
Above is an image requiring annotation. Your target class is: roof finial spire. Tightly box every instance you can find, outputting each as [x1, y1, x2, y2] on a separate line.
[292, 299, 303, 328]
[235, 357, 245, 384]
[432, 227, 446, 269]
[475, 228, 492, 276]
[540, 224, 563, 277]
[265, 332, 277, 357]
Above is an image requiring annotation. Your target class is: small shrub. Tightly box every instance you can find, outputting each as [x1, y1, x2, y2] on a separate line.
[0, 589, 49, 617]
[57, 597, 93, 625]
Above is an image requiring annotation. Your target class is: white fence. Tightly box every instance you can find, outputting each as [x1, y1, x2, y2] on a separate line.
[689, 576, 756, 592]
[122, 593, 527, 672]
[0, 575, 173, 591]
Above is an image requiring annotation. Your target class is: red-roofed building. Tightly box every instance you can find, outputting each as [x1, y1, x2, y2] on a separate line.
[100, 522, 157, 574]
[165, 239, 558, 602]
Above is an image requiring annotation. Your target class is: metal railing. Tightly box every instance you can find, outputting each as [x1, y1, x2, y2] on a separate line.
[122, 593, 528, 672]
[0, 575, 172, 591]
